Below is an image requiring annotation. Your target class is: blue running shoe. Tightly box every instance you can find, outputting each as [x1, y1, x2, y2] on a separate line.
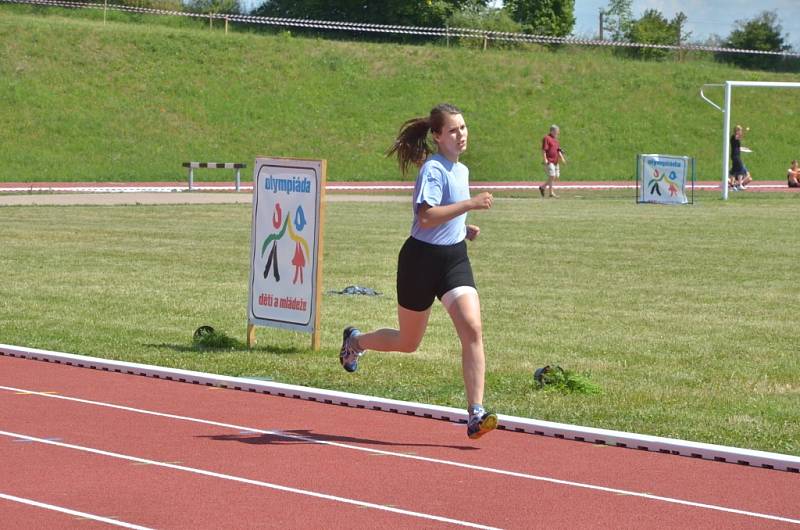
[467, 411, 498, 440]
[339, 326, 363, 373]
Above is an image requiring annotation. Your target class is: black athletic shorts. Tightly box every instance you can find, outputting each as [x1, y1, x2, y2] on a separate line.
[396, 236, 476, 312]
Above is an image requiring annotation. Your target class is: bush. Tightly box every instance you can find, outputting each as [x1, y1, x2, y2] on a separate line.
[184, 0, 241, 15]
[619, 9, 686, 62]
[446, 4, 523, 49]
[505, 0, 575, 38]
[715, 11, 792, 71]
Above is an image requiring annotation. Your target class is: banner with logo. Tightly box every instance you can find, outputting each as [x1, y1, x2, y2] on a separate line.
[637, 154, 691, 204]
[248, 158, 326, 347]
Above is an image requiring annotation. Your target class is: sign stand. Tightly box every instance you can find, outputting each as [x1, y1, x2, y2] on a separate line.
[247, 323, 257, 348]
[247, 158, 326, 350]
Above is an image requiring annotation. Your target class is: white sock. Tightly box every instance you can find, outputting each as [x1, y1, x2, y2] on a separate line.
[349, 330, 363, 353]
[468, 404, 485, 418]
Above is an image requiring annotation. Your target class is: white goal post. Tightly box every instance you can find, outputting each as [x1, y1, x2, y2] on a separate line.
[700, 80, 800, 200]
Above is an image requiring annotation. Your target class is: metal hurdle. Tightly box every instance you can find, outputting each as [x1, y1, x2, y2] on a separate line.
[182, 162, 247, 191]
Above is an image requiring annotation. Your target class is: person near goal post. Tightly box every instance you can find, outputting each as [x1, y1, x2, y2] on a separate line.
[728, 125, 753, 191]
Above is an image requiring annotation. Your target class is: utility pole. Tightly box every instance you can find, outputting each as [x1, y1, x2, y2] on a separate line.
[675, 14, 687, 61]
[599, 9, 604, 40]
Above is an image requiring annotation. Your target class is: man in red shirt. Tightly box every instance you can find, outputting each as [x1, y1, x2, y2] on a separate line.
[538, 125, 567, 198]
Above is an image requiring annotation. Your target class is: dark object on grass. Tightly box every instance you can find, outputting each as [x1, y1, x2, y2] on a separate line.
[534, 365, 601, 394]
[194, 325, 215, 340]
[192, 326, 241, 350]
[330, 285, 381, 296]
[534, 365, 563, 387]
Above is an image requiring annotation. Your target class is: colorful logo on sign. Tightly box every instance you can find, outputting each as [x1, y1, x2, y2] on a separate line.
[648, 168, 680, 197]
[260, 202, 310, 285]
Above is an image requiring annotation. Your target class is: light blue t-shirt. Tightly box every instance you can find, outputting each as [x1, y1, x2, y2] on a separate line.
[410, 153, 470, 245]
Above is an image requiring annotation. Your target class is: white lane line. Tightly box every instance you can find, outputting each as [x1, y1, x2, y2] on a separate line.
[1, 385, 798, 526]
[0, 492, 153, 529]
[0, 430, 498, 530]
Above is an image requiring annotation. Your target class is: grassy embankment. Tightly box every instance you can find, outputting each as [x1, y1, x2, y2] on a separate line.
[2, 5, 800, 182]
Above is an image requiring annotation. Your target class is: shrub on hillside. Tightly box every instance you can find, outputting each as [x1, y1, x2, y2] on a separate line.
[505, 0, 575, 38]
[617, 9, 688, 62]
[85, 0, 183, 9]
[446, 3, 523, 49]
[714, 11, 795, 71]
[185, 0, 241, 15]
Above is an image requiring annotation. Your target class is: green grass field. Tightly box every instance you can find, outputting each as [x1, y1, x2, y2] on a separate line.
[2, 191, 798, 455]
[2, 5, 800, 182]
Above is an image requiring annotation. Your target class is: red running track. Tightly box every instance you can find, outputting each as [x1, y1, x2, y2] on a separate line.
[1, 354, 798, 529]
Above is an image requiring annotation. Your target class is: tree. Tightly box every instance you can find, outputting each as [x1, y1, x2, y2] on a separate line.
[185, 0, 240, 14]
[602, 0, 632, 42]
[101, 0, 181, 8]
[504, 0, 575, 37]
[447, 2, 522, 48]
[718, 10, 790, 70]
[252, 0, 488, 28]
[623, 9, 689, 61]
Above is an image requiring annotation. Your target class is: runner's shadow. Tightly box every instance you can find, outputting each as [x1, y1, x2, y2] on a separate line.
[199, 429, 478, 451]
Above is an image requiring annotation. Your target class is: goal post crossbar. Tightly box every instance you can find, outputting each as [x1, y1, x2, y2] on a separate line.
[700, 80, 800, 200]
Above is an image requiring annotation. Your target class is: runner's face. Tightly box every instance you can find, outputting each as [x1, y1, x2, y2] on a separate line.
[433, 113, 467, 162]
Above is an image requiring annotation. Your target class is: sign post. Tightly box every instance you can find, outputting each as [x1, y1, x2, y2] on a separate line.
[247, 157, 326, 350]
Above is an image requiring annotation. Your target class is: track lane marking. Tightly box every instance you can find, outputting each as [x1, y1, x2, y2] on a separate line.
[0, 492, 153, 529]
[2, 385, 799, 525]
[0, 430, 499, 530]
